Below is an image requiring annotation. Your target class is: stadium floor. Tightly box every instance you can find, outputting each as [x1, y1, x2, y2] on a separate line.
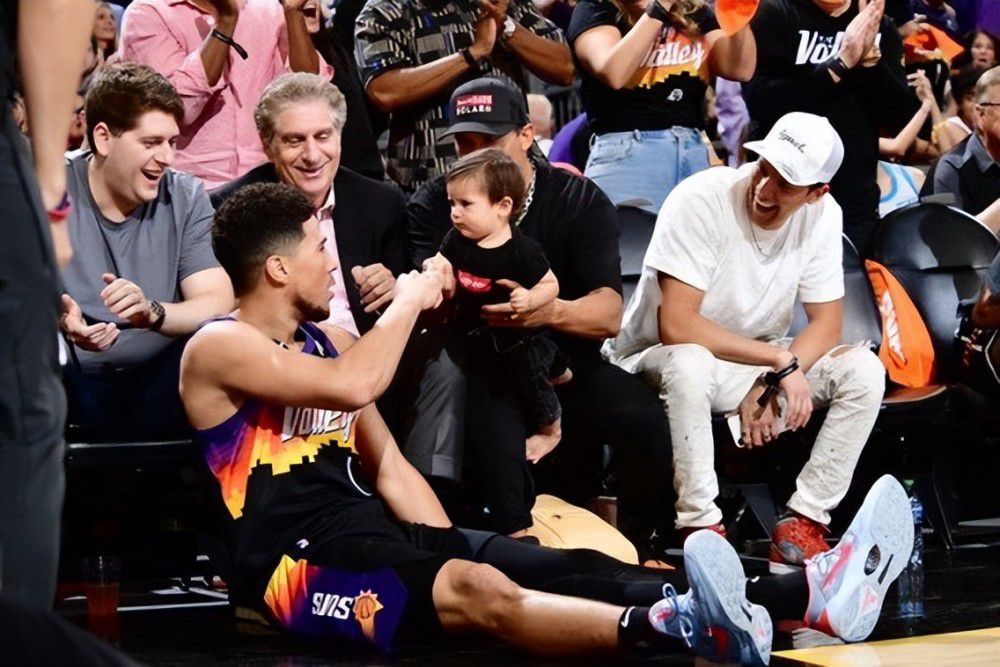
[54, 541, 1000, 665]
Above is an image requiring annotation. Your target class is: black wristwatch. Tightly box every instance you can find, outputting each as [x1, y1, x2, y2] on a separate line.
[148, 300, 166, 332]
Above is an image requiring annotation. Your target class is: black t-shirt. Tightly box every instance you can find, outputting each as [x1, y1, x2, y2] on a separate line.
[742, 0, 920, 253]
[567, 0, 719, 134]
[440, 227, 550, 333]
[409, 158, 622, 364]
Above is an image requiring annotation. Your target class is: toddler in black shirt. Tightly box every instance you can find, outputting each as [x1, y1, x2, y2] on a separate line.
[438, 149, 570, 460]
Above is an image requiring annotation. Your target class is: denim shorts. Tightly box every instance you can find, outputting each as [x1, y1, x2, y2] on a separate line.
[584, 127, 711, 214]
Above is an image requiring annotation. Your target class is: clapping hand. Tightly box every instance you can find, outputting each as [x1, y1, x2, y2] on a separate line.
[908, 70, 936, 108]
[480, 0, 510, 30]
[840, 0, 884, 68]
[471, 5, 498, 60]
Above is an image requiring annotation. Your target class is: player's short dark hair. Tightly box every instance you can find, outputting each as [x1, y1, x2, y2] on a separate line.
[212, 183, 315, 296]
[446, 148, 526, 218]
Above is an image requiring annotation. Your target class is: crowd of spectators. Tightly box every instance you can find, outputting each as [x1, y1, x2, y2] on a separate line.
[3, 0, 1000, 660]
[26, 0, 1000, 564]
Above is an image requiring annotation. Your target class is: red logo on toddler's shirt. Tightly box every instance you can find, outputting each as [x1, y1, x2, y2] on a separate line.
[457, 270, 492, 293]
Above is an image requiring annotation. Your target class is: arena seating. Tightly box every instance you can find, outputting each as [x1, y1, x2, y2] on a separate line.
[868, 203, 1000, 549]
[616, 205, 656, 303]
[872, 203, 999, 381]
[61, 436, 215, 584]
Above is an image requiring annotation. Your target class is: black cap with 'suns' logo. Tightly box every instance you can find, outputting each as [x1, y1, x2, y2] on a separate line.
[440, 77, 530, 139]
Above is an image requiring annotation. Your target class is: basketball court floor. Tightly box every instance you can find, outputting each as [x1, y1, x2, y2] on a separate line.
[54, 540, 1000, 665]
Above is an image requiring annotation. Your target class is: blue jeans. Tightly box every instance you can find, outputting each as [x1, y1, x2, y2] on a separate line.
[584, 127, 710, 214]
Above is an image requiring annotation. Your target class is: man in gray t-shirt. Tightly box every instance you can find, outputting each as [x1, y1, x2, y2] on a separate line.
[59, 63, 233, 440]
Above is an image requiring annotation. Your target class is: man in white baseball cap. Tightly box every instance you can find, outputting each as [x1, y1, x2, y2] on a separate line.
[604, 111, 886, 573]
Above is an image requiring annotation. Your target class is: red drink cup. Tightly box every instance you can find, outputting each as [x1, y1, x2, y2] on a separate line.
[83, 555, 120, 643]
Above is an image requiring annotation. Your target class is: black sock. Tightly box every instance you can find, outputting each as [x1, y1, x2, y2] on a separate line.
[617, 606, 689, 655]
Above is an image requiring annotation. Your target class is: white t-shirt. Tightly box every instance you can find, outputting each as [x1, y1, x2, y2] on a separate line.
[604, 162, 845, 372]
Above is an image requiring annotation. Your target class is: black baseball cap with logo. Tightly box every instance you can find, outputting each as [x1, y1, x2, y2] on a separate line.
[439, 77, 530, 139]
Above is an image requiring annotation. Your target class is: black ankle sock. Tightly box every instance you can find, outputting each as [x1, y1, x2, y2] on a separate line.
[618, 606, 654, 653]
[617, 606, 689, 655]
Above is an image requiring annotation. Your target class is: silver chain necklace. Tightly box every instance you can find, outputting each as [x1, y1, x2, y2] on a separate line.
[746, 186, 787, 258]
[749, 220, 788, 258]
[513, 166, 536, 227]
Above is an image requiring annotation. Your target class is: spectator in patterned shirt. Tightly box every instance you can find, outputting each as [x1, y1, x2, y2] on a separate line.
[355, 0, 574, 191]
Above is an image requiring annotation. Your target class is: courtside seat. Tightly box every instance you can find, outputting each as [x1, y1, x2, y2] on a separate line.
[738, 233, 965, 539]
[871, 203, 999, 382]
[866, 203, 999, 548]
[788, 233, 962, 419]
[64, 438, 195, 468]
[617, 205, 656, 303]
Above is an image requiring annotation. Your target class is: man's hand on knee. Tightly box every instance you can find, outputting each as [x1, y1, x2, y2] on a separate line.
[779, 366, 813, 430]
[738, 383, 781, 448]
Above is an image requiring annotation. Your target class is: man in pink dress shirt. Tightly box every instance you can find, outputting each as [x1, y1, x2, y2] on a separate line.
[210, 73, 407, 336]
[118, 0, 333, 188]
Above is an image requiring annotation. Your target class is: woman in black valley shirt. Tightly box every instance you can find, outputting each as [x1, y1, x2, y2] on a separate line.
[567, 0, 755, 213]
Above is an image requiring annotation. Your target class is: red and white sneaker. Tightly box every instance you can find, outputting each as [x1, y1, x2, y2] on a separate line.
[769, 513, 829, 574]
[802, 475, 914, 643]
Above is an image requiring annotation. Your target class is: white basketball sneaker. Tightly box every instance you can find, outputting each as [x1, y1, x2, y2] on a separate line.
[803, 475, 914, 642]
[681, 530, 773, 665]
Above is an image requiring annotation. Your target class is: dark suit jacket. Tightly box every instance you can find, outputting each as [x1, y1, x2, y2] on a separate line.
[210, 164, 408, 334]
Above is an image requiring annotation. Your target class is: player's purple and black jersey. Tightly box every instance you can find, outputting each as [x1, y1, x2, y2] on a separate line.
[194, 323, 384, 594]
[193, 321, 475, 651]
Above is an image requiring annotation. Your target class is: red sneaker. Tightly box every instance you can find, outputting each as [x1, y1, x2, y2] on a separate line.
[769, 513, 829, 574]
